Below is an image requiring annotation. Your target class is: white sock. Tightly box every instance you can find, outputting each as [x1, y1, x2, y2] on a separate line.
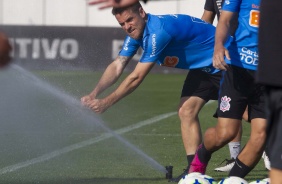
[228, 142, 241, 159]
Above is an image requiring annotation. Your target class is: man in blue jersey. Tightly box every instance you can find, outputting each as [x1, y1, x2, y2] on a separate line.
[189, 0, 267, 178]
[169, 1, 242, 181]
[201, 0, 270, 174]
[81, 3, 225, 178]
[81, 2, 221, 113]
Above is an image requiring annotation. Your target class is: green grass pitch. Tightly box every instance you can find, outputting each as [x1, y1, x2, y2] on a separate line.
[0, 70, 269, 183]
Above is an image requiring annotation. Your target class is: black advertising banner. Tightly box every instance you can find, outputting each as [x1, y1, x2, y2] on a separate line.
[0, 25, 183, 73]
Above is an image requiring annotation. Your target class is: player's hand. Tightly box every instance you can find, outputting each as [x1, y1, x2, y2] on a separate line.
[84, 98, 109, 114]
[88, 0, 139, 9]
[81, 95, 93, 105]
[213, 45, 230, 71]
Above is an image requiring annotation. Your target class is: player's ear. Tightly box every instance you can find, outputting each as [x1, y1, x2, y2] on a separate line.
[139, 7, 146, 19]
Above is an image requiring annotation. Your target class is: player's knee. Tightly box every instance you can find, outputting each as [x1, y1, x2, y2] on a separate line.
[178, 105, 198, 122]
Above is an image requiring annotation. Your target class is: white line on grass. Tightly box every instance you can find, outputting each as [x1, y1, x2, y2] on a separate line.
[0, 112, 177, 175]
[0, 100, 215, 175]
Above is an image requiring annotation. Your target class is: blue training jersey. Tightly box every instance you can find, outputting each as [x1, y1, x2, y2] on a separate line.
[223, 0, 260, 70]
[119, 14, 224, 74]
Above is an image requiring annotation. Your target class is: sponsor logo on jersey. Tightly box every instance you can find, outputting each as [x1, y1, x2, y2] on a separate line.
[150, 34, 157, 57]
[249, 10, 260, 27]
[252, 4, 260, 9]
[220, 96, 231, 112]
[240, 47, 259, 66]
[161, 56, 179, 67]
[123, 37, 130, 51]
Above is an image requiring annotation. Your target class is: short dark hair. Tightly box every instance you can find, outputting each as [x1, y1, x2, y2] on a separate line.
[112, 2, 142, 15]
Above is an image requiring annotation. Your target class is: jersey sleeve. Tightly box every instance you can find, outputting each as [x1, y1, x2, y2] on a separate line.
[204, 0, 216, 12]
[222, 0, 241, 12]
[118, 36, 140, 57]
[140, 29, 172, 63]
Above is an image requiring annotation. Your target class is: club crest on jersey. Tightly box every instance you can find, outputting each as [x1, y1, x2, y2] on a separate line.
[220, 96, 231, 112]
[162, 56, 179, 67]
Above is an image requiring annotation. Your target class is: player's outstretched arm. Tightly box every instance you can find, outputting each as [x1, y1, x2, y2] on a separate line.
[84, 61, 155, 113]
[88, 0, 139, 9]
[81, 55, 131, 103]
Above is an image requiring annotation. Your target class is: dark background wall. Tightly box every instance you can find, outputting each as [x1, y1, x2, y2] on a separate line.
[0, 25, 185, 74]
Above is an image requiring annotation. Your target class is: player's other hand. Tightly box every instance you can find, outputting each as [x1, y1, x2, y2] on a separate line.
[88, 0, 139, 9]
[0, 32, 12, 69]
[81, 95, 93, 105]
[83, 98, 109, 114]
[213, 45, 230, 71]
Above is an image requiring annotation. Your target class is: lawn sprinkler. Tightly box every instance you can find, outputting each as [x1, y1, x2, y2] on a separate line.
[165, 165, 173, 179]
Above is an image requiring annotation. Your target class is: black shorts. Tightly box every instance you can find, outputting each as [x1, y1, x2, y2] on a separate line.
[181, 69, 221, 101]
[217, 65, 266, 120]
[265, 86, 282, 170]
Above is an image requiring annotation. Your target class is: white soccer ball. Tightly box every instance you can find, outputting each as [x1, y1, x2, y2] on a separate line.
[180, 175, 210, 184]
[182, 172, 216, 184]
[200, 174, 217, 184]
[249, 179, 268, 184]
[262, 178, 270, 183]
[218, 176, 248, 184]
[178, 172, 202, 184]
[186, 172, 202, 177]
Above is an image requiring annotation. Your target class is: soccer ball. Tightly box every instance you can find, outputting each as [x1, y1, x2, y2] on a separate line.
[262, 178, 270, 183]
[249, 179, 268, 184]
[178, 173, 216, 184]
[200, 174, 217, 184]
[178, 172, 202, 184]
[180, 175, 210, 184]
[187, 172, 216, 184]
[186, 172, 202, 177]
[218, 176, 248, 184]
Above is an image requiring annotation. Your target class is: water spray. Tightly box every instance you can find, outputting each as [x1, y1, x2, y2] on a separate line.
[9, 64, 167, 174]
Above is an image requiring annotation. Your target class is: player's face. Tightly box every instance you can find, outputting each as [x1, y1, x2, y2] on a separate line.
[115, 7, 146, 39]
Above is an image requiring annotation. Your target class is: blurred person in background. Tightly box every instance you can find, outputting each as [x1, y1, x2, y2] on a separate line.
[256, 0, 282, 183]
[0, 32, 12, 68]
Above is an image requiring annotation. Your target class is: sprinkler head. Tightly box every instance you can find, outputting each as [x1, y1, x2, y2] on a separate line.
[165, 165, 173, 179]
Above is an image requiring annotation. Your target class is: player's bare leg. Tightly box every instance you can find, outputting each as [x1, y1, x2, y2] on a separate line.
[179, 96, 206, 157]
[237, 118, 267, 166]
